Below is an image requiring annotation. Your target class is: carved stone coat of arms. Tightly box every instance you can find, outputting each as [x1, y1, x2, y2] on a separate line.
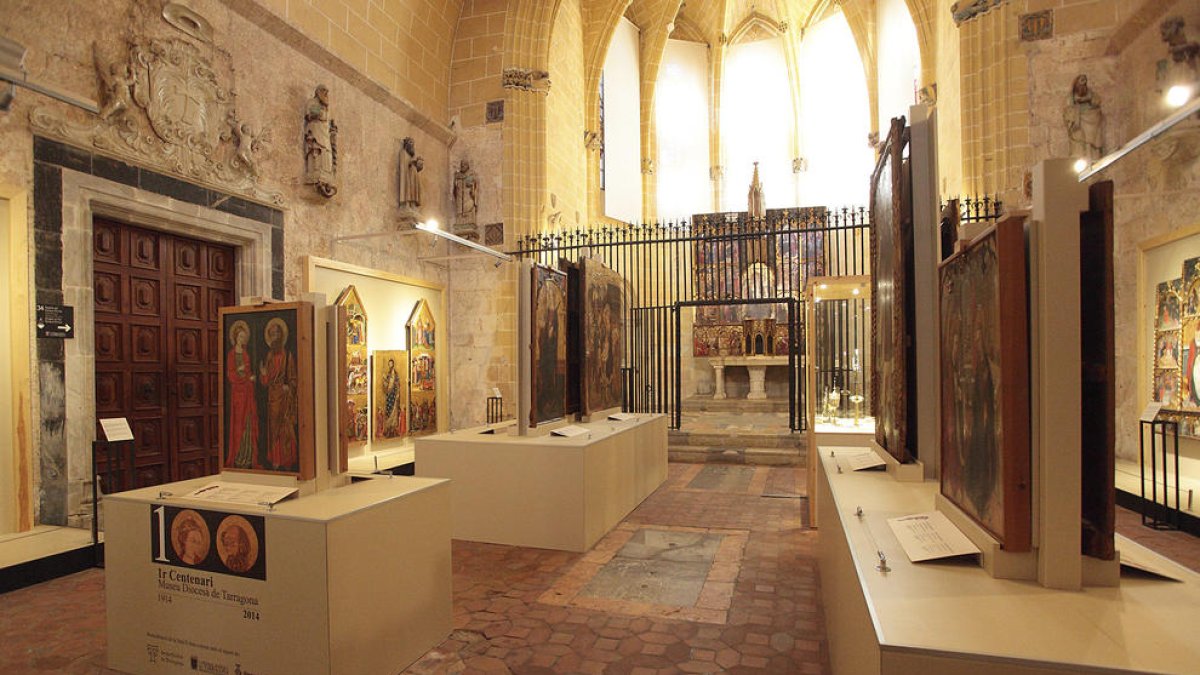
[31, 35, 280, 205]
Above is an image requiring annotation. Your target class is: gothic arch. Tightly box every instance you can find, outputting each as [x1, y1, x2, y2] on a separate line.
[728, 11, 785, 44]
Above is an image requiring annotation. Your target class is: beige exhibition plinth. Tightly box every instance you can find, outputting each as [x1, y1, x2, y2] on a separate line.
[415, 414, 668, 552]
[105, 475, 451, 675]
[818, 449, 1200, 675]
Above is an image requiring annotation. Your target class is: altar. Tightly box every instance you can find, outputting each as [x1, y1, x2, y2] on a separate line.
[706, 355, 791, 400]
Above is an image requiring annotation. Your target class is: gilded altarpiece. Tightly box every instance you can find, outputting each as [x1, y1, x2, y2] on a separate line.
[335, 286, 368, 472]
[1154, 257, 1200, 437]
[372, 350, 408, 440]
[407, 300, 437, 436]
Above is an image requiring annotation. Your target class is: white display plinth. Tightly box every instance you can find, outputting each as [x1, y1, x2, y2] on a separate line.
[415, 414, 668, 552]
[105, 475, 451, 675]
[817, 450, 1200, 675]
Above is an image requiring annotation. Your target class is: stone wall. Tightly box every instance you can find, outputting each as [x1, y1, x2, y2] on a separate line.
[254, 0, 465, 118]
[0, 0, 468, 526]
[545, 0, 589, 231]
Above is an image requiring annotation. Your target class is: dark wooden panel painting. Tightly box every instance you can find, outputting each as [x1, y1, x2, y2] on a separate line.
[938, 215, 1031, 552]
[1079, 180, 1115, 560]
[531, 264, 567, 426]
[581, 257, 624, 415]
[870, 117, 916, 463]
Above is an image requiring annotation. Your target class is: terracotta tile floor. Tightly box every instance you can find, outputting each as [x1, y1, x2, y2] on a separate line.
[1, 466, 1198, 674]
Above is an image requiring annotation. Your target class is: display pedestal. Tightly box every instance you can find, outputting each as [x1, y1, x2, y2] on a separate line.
[818, 451, 1200, 675]
[105, 475, 451, 675]
[415, 414, 667, 551]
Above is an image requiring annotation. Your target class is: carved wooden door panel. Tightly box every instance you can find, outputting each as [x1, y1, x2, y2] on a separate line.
[94, 218, 236, 488]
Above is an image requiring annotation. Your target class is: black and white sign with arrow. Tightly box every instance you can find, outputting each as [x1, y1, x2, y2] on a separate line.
[36, 304, 75, 339]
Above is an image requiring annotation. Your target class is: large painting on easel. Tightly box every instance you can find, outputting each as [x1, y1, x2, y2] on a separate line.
[870, 116, 916, 463]
[407, 299, 437, 436]
[581, 257, 624, 415]
[335, 285, 368, 473]
[938, 216, 1031, 552]
[219, 302, 315, 480]
[372, 350, 408, 439]
[531, 265, 567, 426]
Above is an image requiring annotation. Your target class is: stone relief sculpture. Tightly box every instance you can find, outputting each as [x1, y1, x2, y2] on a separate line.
[453, 159, 478, 226]
[399, 137, 424, 208]
[228, 113, 270, 177]
[33, 35, 280, 205]
[1063, 75, 1103, 161]
[1162, 17, 1200, 72]
[304, 84, 338, 198]
[93, 45, 134, 121]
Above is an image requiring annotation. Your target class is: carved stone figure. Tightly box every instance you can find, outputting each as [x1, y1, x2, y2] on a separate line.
[304, 85, 337, 198]
[93, 46, 134, 121]
[399, 137, 424, 208]
[747, 162, 765, 219]
[227, 112, 271, 177]
[1063, 74, 1103, 160]
[453, 158, 478, 226]
[1162, 17, 1200, 71]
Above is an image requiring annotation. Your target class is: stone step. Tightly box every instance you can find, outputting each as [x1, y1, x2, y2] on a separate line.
[680, 397, 791, 413]
[668, 445, 806, 467]
[669, 429, 803, 450]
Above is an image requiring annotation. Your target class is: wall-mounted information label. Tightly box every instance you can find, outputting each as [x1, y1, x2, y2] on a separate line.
[36, 304, 74, 339]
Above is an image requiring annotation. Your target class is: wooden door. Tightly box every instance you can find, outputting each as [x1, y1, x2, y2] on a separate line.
[93, 218, 236, 488]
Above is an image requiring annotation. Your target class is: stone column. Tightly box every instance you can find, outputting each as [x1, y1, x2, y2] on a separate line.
[747, 365, 768, 400]
[712, 362, 727, 400]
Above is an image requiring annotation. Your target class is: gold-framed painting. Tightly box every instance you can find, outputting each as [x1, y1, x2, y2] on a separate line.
[581, 257, 624, 415]
[938, 216, 1031, 552]
[218, 301, 315, 480]
[335, 285, 368, 473]
[372, 350, 408, 439]
[531, 264, 567, 426]
[407, 299, 437, 436]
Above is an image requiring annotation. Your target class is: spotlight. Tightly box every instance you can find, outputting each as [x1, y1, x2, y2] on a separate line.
[851, 288, 860, 296]
[1166, 84, 1193, 108]
[1073, 158, 1089, 174]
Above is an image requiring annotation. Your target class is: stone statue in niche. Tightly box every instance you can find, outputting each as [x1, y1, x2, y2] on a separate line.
[453, 159, 478, 226]
[747, 161, 765, 219]
[1063, 75, 1103, 160]
[304, 85, 338, 198]
[399, 137, 425, 208]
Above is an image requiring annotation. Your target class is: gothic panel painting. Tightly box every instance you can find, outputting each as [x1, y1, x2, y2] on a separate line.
[938, 217, 1031, 552]
[581, 258, 624, 415]
[219, 302, 315, 480]
[870, 116, 916, 463]
[335, 286, 368, 473]
[407, 299, 437, 436]
[531, 265, 568, 426]
[372, 350, 408, 440]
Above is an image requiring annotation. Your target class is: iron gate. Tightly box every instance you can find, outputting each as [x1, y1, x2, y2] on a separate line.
[512, 209, 871, 430]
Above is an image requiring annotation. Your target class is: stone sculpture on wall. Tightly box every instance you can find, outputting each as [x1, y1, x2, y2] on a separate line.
[32, 36, 280, 205]
[453, 159, 478, 227]
[1162, 17, 1200, 72]
[1063, 75, 1104, 161]
[304, 85, 338, 198]
[400, 136, 424, 209]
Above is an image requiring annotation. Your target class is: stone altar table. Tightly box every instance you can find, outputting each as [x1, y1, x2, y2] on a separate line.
[707, 356, 790, 400]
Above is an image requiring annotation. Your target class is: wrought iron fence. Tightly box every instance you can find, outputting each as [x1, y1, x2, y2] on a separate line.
[510, 208, 872, 431]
